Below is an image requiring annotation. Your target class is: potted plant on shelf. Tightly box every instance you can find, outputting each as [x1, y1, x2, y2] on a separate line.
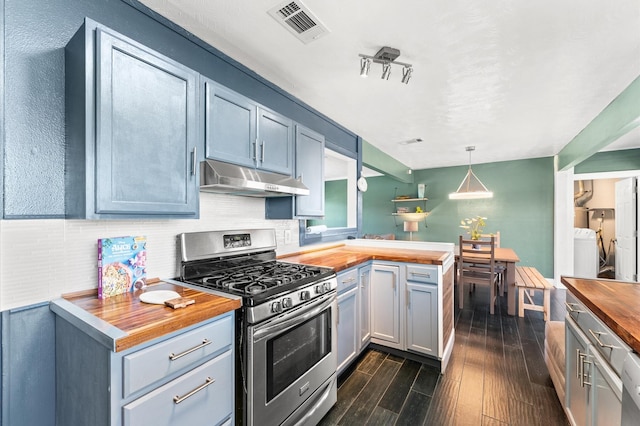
[460, 216, 487, 248]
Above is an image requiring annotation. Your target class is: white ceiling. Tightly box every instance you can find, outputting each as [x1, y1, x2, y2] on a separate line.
[140, 0, 640, 170]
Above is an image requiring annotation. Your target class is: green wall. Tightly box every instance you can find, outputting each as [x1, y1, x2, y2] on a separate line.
[362, 157, 555, 277]
[309, 180, 348, 228]
[575, 148, 640, 174]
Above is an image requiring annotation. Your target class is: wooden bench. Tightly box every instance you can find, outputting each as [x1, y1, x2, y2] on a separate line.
[515, 266, 552, 321]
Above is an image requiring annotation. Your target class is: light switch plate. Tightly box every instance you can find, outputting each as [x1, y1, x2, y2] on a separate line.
[284, 229, 292, 244]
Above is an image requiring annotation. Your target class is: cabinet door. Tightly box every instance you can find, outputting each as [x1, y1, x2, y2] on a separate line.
[370, 264, 400, 345]
[590, 348, 622, 426]
[204, 79, 257, 168]
[406, 282, 438, 356]
[566, 319, 590, 426]
[295, 125, 325, 217]
[359, 266, 371, 349]
[95, 28, 198, 216]
[257, 107, 293, 175]
[337, 286, 358, 374]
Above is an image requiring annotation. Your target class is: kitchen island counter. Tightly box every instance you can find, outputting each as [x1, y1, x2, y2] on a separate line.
[50, 281, 241, 352]
[562, 276, 640, 354]
[279, 242, 452, 272]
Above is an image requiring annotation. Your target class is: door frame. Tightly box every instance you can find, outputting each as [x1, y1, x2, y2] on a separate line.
[554, 165, 640, 285]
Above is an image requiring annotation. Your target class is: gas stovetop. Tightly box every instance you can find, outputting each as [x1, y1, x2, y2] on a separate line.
[181, 256, 334, 305]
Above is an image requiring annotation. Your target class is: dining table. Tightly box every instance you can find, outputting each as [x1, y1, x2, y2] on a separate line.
[454, 246, 521, 316]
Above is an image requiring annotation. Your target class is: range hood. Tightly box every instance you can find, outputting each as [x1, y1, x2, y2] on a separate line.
[200, 159, 309, 197]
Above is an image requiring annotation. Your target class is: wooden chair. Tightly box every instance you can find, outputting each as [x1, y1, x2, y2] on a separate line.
[480, 232, 506, 294]
[459, 235, 501, 314]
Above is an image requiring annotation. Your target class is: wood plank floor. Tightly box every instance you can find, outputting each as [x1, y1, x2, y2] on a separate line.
[320, 284, 569, 425]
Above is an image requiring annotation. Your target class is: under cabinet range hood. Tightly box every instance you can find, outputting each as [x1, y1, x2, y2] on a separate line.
[200, 159, 309, 197]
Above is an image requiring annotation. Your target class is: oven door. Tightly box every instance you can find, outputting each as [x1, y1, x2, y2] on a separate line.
[247, 291, 337, 426]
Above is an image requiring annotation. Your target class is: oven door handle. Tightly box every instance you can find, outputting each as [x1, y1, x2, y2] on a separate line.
[253, 294, 335, 342]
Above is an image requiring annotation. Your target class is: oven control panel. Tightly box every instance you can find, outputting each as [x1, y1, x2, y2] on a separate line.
[247, 277, 337, 324]
[223, 233, 251, 249]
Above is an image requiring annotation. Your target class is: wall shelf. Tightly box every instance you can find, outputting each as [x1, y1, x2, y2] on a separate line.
[392, 188, 429, 228]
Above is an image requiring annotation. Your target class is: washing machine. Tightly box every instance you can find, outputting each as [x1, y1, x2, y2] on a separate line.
[574, 227, 598, 278]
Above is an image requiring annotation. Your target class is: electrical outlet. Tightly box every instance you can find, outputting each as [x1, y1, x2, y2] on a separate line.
[284, 229, 292, 244]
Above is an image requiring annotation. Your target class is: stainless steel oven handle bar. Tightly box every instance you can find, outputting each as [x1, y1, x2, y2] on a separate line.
[253, 293, 335, 342]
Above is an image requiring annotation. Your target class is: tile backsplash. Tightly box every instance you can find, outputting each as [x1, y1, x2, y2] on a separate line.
[0, 193, 300, 310]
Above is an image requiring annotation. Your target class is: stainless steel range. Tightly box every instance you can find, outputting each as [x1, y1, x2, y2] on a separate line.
[176, 229, 338, 426]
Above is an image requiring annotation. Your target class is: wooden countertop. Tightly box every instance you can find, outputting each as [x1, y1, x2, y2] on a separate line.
[279, 244, 451, 272]
[562, 276, 640, 354]
[52, 281, 241, 352]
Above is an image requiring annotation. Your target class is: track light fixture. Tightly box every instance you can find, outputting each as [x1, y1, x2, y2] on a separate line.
[358, 46, 413, 84]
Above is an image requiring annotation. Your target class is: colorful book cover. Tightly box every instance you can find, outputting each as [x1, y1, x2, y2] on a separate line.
[98, 235, 147, 299]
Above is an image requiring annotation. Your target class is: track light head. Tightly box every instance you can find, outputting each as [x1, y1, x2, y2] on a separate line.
[401, 66, 413, 84]
[381, 62, 391, 80]
[360, 57, 371, 78]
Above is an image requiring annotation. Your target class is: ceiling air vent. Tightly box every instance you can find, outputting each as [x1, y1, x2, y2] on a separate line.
[268, 0, 330, 44]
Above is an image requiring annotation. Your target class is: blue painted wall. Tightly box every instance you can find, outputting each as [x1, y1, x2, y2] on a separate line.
[2, 0, 357, 218]
[1, 304, 56, 426]
[362, 157, 555, 277]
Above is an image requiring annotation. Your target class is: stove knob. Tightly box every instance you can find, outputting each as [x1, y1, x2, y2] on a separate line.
[282, 297, 293, 309]
[315, 284, 325, 295]
[300, 290, 311, 301]
[271, 301, 283, 313]
[323, 282, 332, 292]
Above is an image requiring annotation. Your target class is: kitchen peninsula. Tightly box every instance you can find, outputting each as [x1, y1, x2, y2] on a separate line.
[280, 239, 455, 372]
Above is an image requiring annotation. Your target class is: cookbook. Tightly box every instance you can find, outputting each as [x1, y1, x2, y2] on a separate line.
[98, 235, 147, 299]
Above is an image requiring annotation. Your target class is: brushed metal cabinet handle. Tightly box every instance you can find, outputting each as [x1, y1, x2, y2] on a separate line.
[191, 147, 197, 176]
[169, 339, 211, 361]
[565, 302, 583, 314]
[173, 377, 215, 404]
[588, 329, 617, 349]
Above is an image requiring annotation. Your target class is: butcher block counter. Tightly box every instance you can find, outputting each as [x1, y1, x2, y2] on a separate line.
[50, 280, 241, 352]
[279, 241, 453, 272]
[562, 276, 640, 354]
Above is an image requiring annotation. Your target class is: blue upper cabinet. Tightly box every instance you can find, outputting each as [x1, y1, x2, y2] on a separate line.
[204, 79, 257, 169]
[257, 107, 294, 175]
[65, 19, 199, 219]
[204, 79, 293, 175]
[295, 125, 325, 217]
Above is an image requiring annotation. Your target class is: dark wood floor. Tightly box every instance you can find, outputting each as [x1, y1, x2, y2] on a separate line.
[320, 284, 569, 425]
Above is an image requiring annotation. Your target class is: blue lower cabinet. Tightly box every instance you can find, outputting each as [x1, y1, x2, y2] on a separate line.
[336, 268, 359, 374]
[54, 310, 234, 426]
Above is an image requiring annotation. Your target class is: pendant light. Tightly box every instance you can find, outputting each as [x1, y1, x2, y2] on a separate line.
[449, 146, 493, 200]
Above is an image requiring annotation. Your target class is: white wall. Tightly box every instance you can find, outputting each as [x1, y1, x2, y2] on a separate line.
[0, 193, 301, 311]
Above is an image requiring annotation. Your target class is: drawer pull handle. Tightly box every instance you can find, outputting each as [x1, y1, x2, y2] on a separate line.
[588, 329, 617, 350]
[173, 377, 215, 404]
[341, 277, 356, 284]
[169, 339, 211, 361]
[411, 272, 431, 278]
[564, 302, 583, 314]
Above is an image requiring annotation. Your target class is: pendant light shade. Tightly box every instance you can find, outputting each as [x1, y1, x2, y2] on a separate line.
[449, 146, 493, 200]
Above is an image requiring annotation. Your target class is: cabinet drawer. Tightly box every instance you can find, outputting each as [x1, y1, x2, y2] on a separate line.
[123, 349, 233, 426]
[406, 265, 438, 284]
[566, 292, 630, 376]
[123, 314, 232, 398]
[337, 268, 359, 293]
